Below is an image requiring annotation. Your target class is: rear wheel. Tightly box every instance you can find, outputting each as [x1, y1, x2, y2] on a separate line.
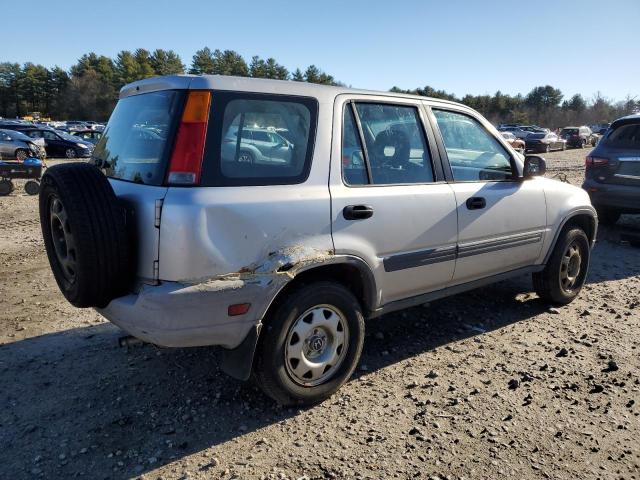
[595, 206, 621, 226]
[15, 149, 28, 161]
[545, 144, 551, 153]
[0, 179, 14, 196]
[533, 227, 590, 305]
[24, 180, 40, 195]
[253, 282, 365, 406]
[39, 163, 131, 307]
[237, 150, 254, 164]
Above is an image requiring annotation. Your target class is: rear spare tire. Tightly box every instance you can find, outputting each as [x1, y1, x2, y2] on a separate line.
[39, 163, 131, 308]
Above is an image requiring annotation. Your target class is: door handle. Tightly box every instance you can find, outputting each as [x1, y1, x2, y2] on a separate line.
[466, 197, 486, 210]
[343, 205, 374, 220]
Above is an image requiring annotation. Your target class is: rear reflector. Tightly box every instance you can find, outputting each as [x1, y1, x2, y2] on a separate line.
[228, 303, 251, 316]
[166, 91, 211, 185]
[585, 156, 609, 168]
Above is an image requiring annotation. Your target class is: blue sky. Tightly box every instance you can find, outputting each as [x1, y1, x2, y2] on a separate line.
[3, 0, 639, 101]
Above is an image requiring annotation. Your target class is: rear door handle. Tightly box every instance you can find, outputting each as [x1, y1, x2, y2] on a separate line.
[343, 205, 374, 220]
[466, 197, 486, 210]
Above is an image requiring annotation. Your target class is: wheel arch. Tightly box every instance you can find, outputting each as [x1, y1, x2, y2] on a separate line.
[219, 256, 378, 381]
[543, 210, 597, 264]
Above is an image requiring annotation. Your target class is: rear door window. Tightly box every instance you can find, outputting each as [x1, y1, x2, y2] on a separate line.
[342, 102, 434, 185]
[202, 92, 318, 186]
[92, 90, 184, 185]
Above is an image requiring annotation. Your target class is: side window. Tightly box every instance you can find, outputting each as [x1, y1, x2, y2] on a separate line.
[342, 102, 434, 186]
[433, 109, 514, 182]
[42, 131, 58, 140]
[215, 95, 315, 184]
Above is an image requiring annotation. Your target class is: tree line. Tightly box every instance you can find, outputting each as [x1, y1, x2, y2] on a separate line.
[391, 85, 639, 128]
[0, 48, 339, 121]
[1, 47, 638, 127]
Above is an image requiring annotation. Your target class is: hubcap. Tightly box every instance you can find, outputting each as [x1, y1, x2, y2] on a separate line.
[285, 305, 349, 387]
[66, 148, 76, 158]
[49, 197, 77, 284]
[559, 242, 582, 292]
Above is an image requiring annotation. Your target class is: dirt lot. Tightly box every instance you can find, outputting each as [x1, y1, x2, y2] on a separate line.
[1, 150, 639, 480]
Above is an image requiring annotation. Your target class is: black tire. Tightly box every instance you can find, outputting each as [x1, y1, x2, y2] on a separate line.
[561, 142, 566, 151]
[533, 227, 590, 305]
[65, 148, 77, 159]
[24, 180, 40, 196]
[15, 149, 28, 161]
[545, 144, 551, 153]
[595, 206, 621, 226]
[39, 163, 131, 308]
[253, 282, 365, 406]
[580, 139, 586, 149]
[0, 179, 14, 196]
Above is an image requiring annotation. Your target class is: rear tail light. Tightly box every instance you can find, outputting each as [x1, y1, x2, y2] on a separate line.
[166, 91, 211, 185]
[585, 156, 609, 168]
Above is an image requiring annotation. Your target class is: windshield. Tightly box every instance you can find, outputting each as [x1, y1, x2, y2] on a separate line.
[92, 90, 184, 185]
[561, 128, 578, 135]
[529, 133, 546, 139]
[55, 130, 83, 141]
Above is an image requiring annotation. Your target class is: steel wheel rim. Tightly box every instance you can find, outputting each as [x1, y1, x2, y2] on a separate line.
[16, 150, 27, 161]
[49, 196, 77, 284]
[285, 304, 349, 387]
[66, 148, 76, 158]
[559, 241, 582, 292]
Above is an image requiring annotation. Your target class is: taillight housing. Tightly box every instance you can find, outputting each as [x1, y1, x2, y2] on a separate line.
[585, 156, 609, 169]
[166, 91, 211, 185]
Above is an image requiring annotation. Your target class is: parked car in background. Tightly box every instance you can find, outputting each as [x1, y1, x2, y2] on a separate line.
[0, 129, 42, 160]
[525, 132, 566, 153]
[22, 128, 94, 158]
[500, 131, 525, 153]
[65, 121, 89, 132]
[560, 126, 595, 148]
[38, 75, 597, 406]
[221, 127, 293, 165]
[583, 114, 640, 225]
[498, 126, 532, 139]
[72, 130, 103, 144]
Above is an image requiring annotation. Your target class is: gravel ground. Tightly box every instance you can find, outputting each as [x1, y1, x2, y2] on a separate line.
[1, 151, 639, 480]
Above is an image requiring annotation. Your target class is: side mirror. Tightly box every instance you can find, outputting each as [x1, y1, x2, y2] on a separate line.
[523, 155, 546, 178]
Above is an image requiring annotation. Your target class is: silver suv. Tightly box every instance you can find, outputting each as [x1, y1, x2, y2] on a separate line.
[39, 75, 597, 405]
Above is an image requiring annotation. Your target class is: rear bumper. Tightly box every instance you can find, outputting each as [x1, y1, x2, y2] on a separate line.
[582, 178, 640, 212]
[97, 276, 280, 349]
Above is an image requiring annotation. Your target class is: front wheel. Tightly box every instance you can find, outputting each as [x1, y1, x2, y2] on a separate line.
[15, 149, 28, 161]
[533, 228, 590, 305]
[65, 148, 77, 159]
[253, 282, 365, 406]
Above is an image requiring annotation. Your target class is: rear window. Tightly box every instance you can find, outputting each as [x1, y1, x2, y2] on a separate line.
[561, 128, 578, 135]
[201, 92, 318, 186]
[92, 90, 184, 185]
[605, 123, 640, 148]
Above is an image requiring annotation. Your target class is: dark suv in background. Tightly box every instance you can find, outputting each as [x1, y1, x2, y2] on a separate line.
[561, 126, 595, 148]
[583, 114, 640, 224]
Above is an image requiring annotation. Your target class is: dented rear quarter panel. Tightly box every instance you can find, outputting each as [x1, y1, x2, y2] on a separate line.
[158, 92, 335, 283]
